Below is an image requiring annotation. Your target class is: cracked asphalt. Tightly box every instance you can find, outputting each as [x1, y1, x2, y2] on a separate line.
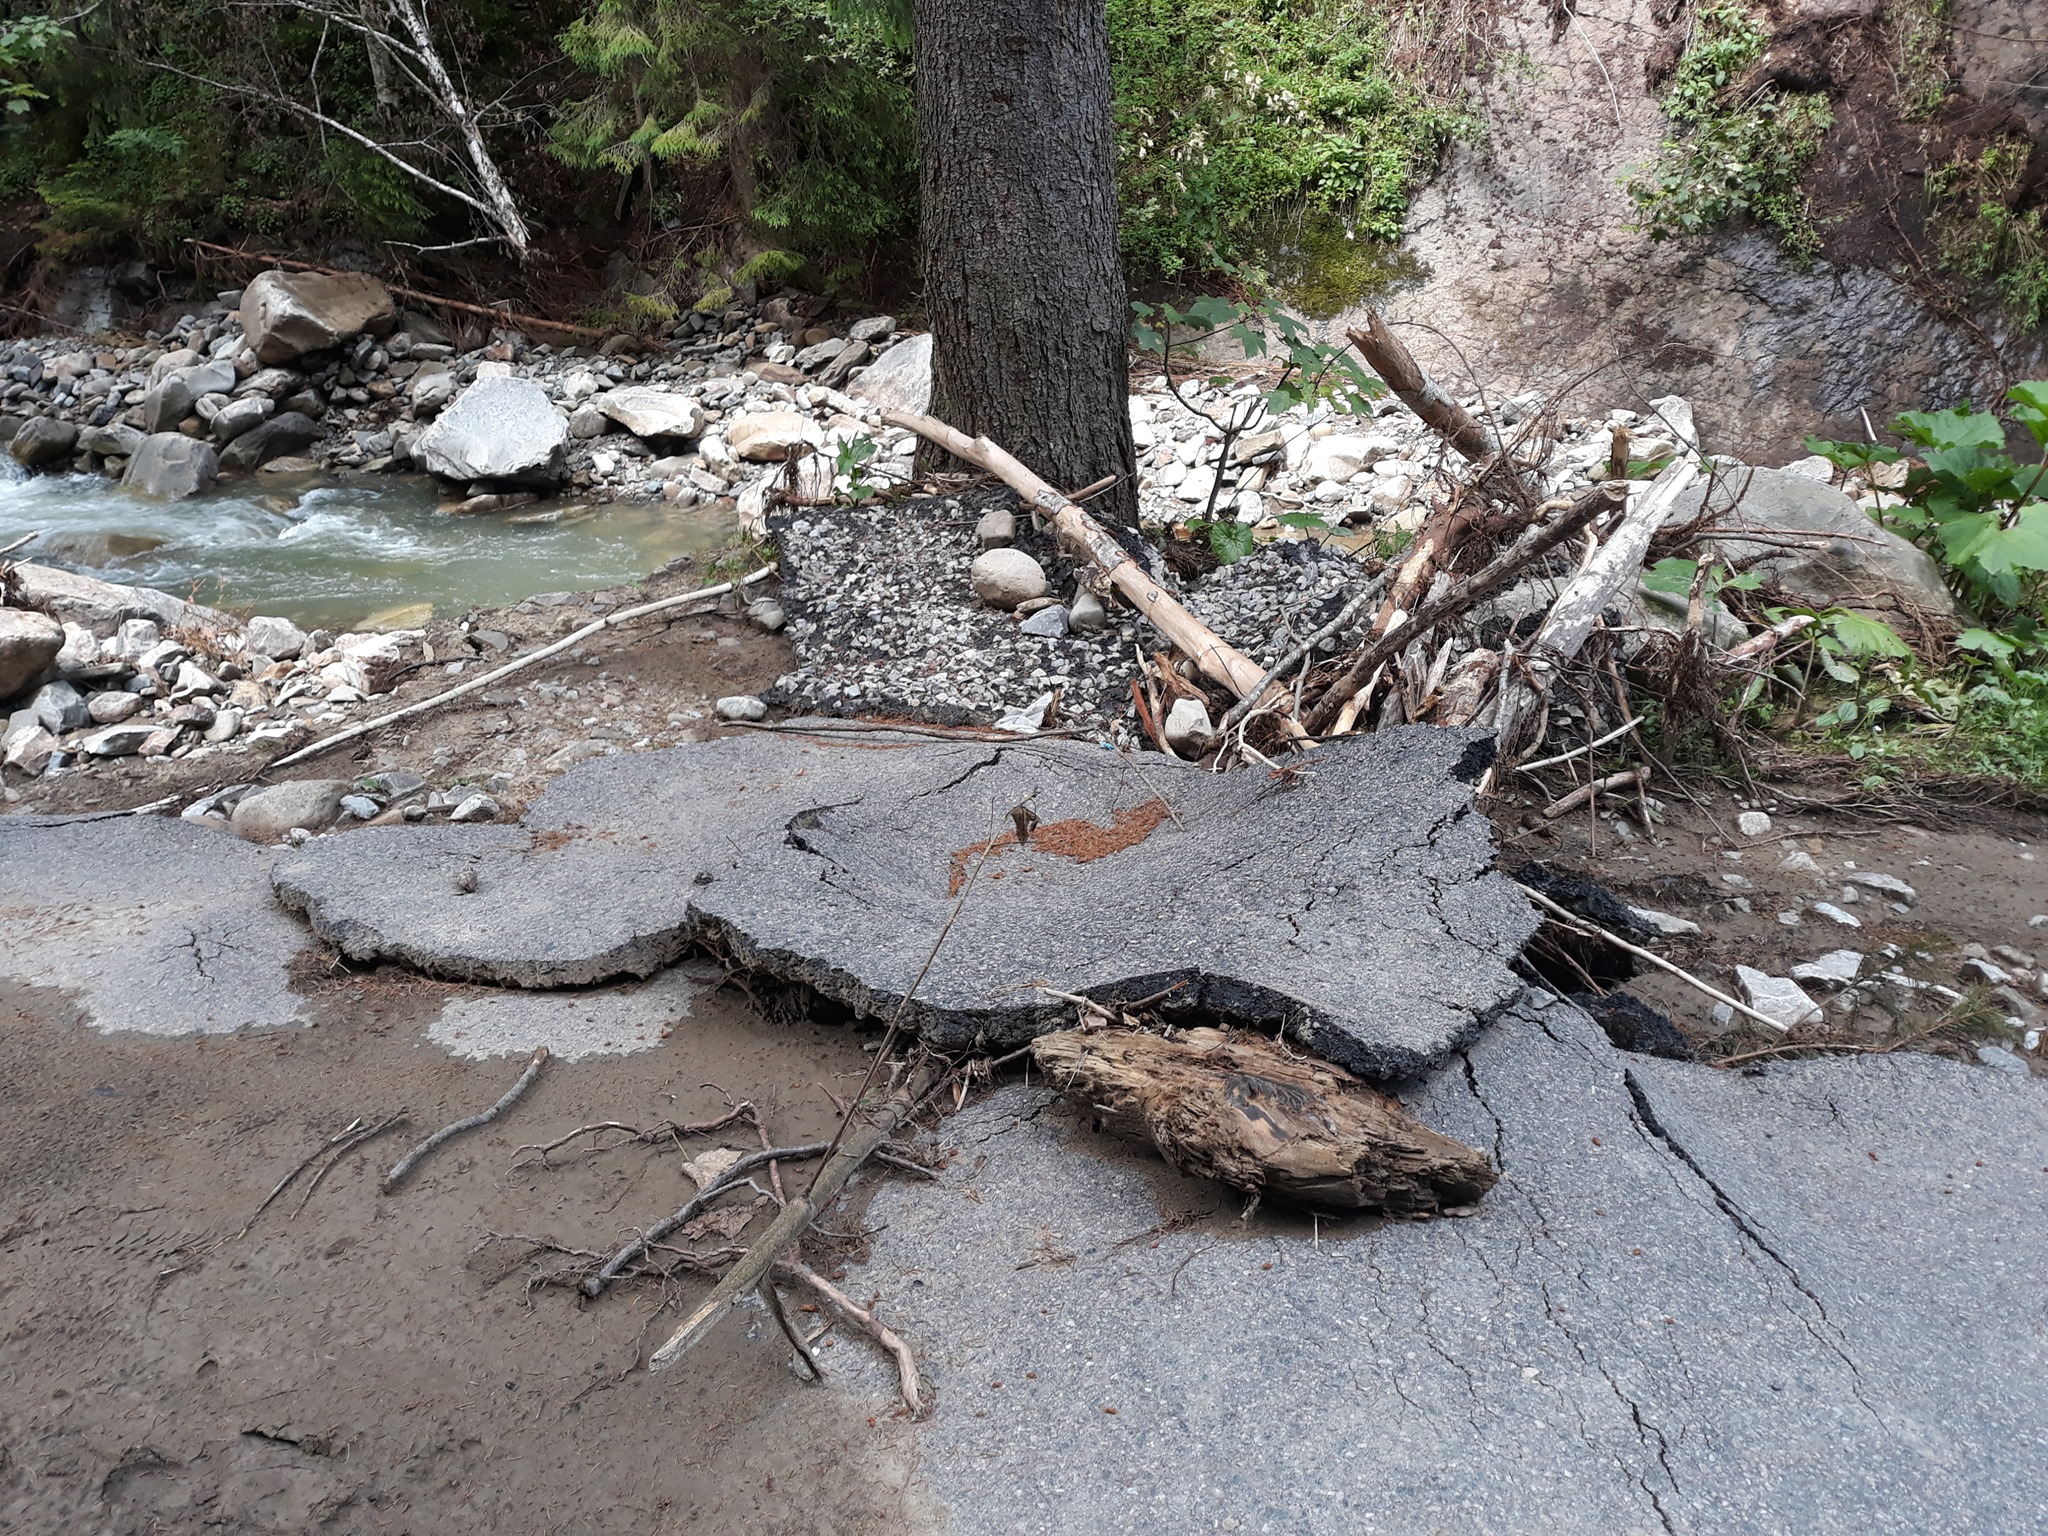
[844, 994, 2048, 1535]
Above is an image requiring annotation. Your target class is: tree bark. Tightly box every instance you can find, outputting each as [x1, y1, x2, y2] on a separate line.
[912, 0, 1138, 524]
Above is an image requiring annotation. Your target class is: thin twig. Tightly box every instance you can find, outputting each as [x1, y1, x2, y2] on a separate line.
[774, 1259, 925, 1417]
[762, 1278, 825, 1380]
[269, 570, 775, 769]
[384, 1047, 549, 1191]
[236, 1116, 366, 1239]
[0, 530, 41, 559]
[1516, 716, 1644, 772]
[294, 1110, 409, 1215]
[1514, 883, 1788, 1033]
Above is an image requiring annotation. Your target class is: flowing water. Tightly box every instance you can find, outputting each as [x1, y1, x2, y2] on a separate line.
[0, 465, 738, 632]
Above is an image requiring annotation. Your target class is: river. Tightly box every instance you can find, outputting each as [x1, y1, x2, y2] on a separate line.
[0, 465, 736, 632]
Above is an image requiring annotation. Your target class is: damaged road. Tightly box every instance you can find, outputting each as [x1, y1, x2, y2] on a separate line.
[849, 995, 2048, 1536]
[266, 725, 1535, 1080]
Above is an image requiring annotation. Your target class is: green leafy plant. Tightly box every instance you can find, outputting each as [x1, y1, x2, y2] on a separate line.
[1924, 136, 2048, 329]
[1108, 0, 1468, 281]
[1627, 0, 1832, 263]
[1132, 286, 1385, 563]
[834, 435, 880, 500]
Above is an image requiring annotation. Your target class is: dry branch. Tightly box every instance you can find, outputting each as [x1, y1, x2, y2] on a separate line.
[1513, 883, 1787, 1033]
[1031, 1028, 1496, 1214]
[882, 407, 1271, 704]
[1304, 481, 1627, 735]
[269, 568, 774, 769]
[1346, 311, 1499, 463]
[1485, 462, 1699, 765]
[646, 1071, 933, 1369]
[383, 1047, 548, 1191]
[188, 241, 609, 337]
[775, 1259, 926, 1416]
[581, 1141, 831, 1298]
[1539, 766, 1646, 820]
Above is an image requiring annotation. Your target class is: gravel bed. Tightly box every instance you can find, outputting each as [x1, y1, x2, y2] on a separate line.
[767, 493, 1378, 733]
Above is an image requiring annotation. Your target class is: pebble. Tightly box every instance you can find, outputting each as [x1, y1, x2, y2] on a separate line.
[339, 794, 380, 820]
[1960, 957, 2014, 987]
[1737, 810, 1772, 837]
[969, 547, 1049, 609]
[1069, 589, 1108, 633]
[449, 792, 500, 823]
[1790, 950, 1864, 988]
[746, 598, 787, 633]
[1812, 902, 1862, 928]
[714, 694, 768, 722]
[1018, 604, 1070, 638]
[1163, 697, 1215, 759]
[975, 507, 1017, 550]
[1778, 849, 1823, 878]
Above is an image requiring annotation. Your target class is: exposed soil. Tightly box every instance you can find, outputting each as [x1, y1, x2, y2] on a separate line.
[0, 969, 930, 1536]
[1496, 772, 2048, 1061]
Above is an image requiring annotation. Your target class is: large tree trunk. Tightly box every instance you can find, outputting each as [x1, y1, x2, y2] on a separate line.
[912, 0, 1138, 525]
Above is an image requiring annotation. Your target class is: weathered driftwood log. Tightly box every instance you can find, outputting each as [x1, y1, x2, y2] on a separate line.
[1485, 460, 1699, 766]
[1346, 311, 1500, 464]
[1030, 1027, 1498, 1214]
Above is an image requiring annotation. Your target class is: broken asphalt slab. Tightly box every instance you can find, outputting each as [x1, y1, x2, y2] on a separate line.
[841, 995, 2048, 1536]
[263, 725, 1535, 1080]
[0, 813, 310, 1035]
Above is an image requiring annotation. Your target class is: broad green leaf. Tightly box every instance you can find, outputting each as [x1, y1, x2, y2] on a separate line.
[1894, 406, 2004, 452]
[1274, 511, 1328, 528]
[1825, 610, 1911, 657]
[1641, 558, 1698, 596]
[1951, 504, 2048, 577]
[1207, 520, 1256, 564]
[2007, 382, 2048, 447]
[1956, 627, 2017, 662]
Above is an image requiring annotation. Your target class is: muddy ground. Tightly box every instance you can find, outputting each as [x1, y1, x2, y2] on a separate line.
[0, 970, 936, 1536]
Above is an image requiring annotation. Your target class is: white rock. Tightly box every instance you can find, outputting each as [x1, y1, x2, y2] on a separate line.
[728, 409, 823, 462]
[1174, 466, 1217, 504]
[449, 792, 501, 823]
[1069, 588, 1108, 633]
[1628, 906, 1700, 937]
[1845, 871, 1917, 903]
[969, 548, 1049, 610]
[1812, 902, 1862, 928]
[79, 721, 158, 757]
[1960, 957, 2014, 987]
[1790, 950, 1864, 989]
[1163, 696, 1214, 759]
[1734, 965, 1822, 1029]
[598, 387, 704, 440]
[244, 614, 309, 660]
[1737, 810, 1772, 837]
[1974, 1044, 2029, 1076]
[1779, 848, 1824, 877]
[975, 508, 1017, 549]
[713, 694, 768, 723]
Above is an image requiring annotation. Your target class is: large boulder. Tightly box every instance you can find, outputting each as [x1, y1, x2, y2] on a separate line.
[122, 433, 219, 500]
[413, 375, 569, 485]
[849, 332, 932, 415]
[238, 269, 397, 365]
[597, 387, 704, 440]
[8, 416, 77, 468]
[1668, 467, 1957, 619]
[0, 609, 63, 700]
[5, 562, 229, 636]
[218, 409, 323, 472]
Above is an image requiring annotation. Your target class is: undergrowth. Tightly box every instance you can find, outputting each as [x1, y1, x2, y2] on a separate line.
[1626, 0, 1831, 264]
[1926, 137, 2048, 331]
